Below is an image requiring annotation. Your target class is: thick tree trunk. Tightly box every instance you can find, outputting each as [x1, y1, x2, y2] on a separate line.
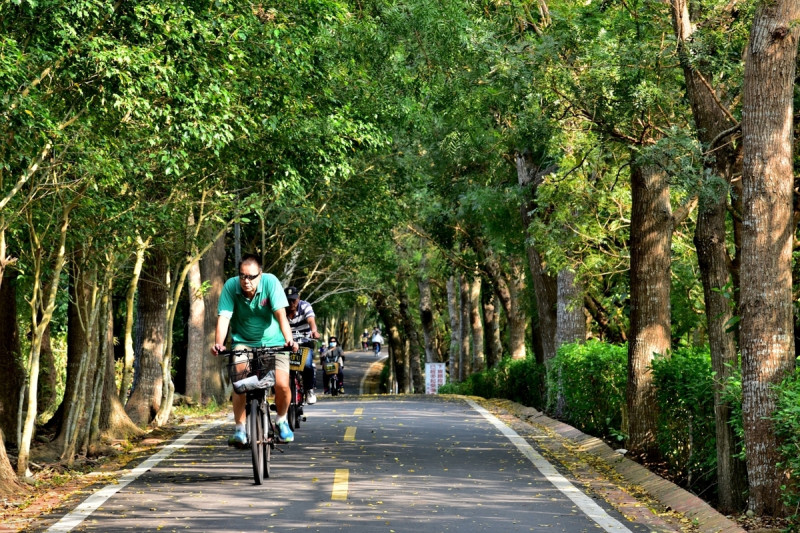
[375, 294, 406, 392]
[482, 288, 502, 367]
[185, 257, 204, 403]
[399, 290, 424, 393]
[125, 249, 168, 426]
[0, 432, 23, 499]
[555, 270, 585, 348]
[446, 276, 460, 381]
[517, 152, 558, 362]
[627, 161, 673, 460]
[739, 0, 799, 515]
[458, 273, 471, 379]
[418, 254, 439, 363]
[505, 259, 528, 360]
[0, 272, 23, 448]
[553, 269, 585, 418]
[670, 0, 747, 510]
[469, 275, 485, 373]
[201, 232, 226, 404]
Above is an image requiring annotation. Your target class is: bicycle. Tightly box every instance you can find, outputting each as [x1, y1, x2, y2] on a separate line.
[223, 346, 284, 485]
[288, 336, 316, 429]
[323, 358, 341, 396]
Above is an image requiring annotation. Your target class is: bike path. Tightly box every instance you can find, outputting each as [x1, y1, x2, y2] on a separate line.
[35, 396, 654, 533]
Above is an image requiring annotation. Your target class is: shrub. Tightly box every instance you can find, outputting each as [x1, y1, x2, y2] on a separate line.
[773, 370, 800, 525]
[437, 354, 546, 408]
[546, 340, 627, 441]
[651, 346, 717, 496]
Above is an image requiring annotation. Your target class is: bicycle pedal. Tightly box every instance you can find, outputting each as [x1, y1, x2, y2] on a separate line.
[301, 416, 307, 421]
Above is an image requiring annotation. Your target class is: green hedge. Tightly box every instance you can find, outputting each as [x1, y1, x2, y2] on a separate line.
[546, 340, 627, 441]
[651, 347, 718, 495]
[438, 354, 546, 408]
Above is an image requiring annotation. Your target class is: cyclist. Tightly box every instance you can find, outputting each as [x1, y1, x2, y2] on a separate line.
[284, 286, 321, 404]
[320, 336, 345, 394]
[361, 329, 370, 351]
[371, 327, 384, 357]
[211, 254, 298, 446]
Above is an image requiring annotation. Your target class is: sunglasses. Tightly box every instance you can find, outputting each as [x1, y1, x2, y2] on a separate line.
[239, 272, 260, 281]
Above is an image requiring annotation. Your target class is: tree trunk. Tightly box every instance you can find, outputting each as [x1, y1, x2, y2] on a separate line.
[627, 161, 673, 460]
[36, 318, 57, 420]
[418, 256, 439, 363]
[459, 273, 471, 380]
[555, 270, 585, 348]
[739, 0, 799, 515]
[185, 256, 204, 403]
[670, 0, 747, 510]
[446, 276, 460, 381]
[99, 287, 141, 442]
[0, 432, 24, 499]
[375, 293, 406, 392]
[399, 290, 424, 393]
[553, 269, 586, 418]
[517, 152, 558, 362]
[0, 272, 23, 448]
[120, 236, 149, 404]
[469, 274, 485, 373]
[125, 249, 168, 426]
[482, 288, 502, 367]
[201, 232, 226, 404]
[505, 259, 528, 360]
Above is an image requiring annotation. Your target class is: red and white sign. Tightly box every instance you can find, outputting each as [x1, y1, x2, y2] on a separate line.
[425, 363, 447, 394]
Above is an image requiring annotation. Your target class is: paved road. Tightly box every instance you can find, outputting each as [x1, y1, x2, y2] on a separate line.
[35, 350, 656, 533]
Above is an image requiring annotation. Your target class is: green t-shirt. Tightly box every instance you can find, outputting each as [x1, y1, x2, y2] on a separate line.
[218, 272, 288, 347]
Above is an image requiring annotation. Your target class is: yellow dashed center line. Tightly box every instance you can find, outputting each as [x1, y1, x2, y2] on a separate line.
[332, 469, 349, 501]
[354, 408, 363, 415]
[344, 426, 356, 441]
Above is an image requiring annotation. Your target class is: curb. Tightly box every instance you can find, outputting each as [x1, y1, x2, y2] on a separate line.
[493, 399, 744, 533]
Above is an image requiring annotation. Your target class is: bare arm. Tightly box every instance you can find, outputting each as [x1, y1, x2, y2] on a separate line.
[212, 315, 230, 355]
[307, 316, 321, 339]
[274, 307, 299, 351]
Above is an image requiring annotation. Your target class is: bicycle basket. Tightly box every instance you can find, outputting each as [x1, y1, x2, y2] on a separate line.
[228, 349, 277, 393]
[288, 349, 306, 371]
[323, 361, 339, 374]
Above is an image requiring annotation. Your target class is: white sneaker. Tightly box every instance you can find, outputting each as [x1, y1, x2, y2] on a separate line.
[306, 390, 317, 405]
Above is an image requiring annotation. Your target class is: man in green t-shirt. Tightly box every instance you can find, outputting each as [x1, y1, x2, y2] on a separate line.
[212, 254, 298, 445]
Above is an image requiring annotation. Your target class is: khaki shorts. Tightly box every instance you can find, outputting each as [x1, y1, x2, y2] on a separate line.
[233, 344, 290, 374]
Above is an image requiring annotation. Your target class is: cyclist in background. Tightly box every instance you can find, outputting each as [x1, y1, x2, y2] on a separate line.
[211, 254, 298, 446]
[371, 327, 384, 357]
[320, 336, 345, 394]
[361, 329, 370, 351]
[284, 286, 321, 404]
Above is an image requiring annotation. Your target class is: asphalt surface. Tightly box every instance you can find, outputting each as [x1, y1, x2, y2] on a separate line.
[29, 349, 743, 533]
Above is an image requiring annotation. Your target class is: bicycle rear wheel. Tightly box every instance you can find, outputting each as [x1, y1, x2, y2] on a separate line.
[249, 398, 265, 485]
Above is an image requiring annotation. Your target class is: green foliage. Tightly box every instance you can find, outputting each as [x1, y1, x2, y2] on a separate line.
[651, 347, 718, 496]
[546, 341, 627, 440]
[438, 354, 546, 409]
[772, 369, 800, 525]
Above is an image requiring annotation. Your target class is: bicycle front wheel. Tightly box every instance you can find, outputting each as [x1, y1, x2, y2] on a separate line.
[249, 398, 265, 485]
[288, 372, 297, 430]
[262, 407, 271, 479]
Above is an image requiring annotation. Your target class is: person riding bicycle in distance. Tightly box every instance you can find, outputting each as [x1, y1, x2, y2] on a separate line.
[321, 336, 345, 394]
[211, 254, 299, 446]
[284, 286, 321, 404]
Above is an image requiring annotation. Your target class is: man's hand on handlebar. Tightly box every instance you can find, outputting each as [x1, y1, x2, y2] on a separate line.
[285, 339, 299, 352]
[211, 344, 226, 356]
[311, 331, 321, 340]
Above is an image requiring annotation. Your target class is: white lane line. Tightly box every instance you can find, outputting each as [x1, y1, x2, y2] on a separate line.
[46, 418, 227, 533]
[465, 399, 632, 533]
